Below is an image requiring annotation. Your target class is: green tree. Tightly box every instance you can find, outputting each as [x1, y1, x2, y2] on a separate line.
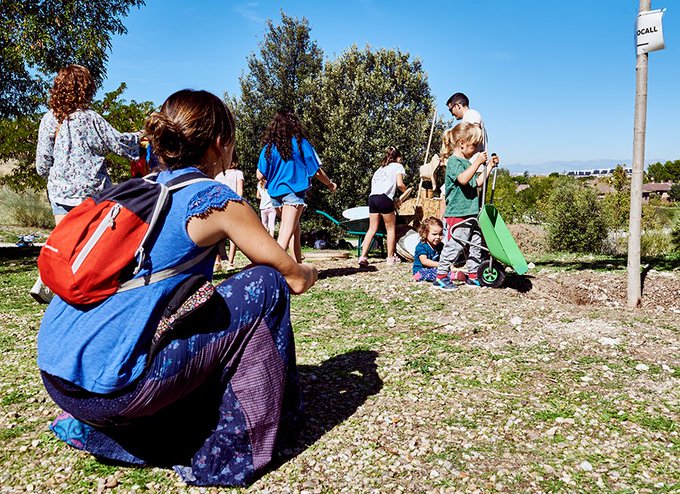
[0, 114, 43, 190]
[1, 0, 145, 118]
[609, 164, 630, 192]
[601, 164, 631, 229]
[669, 183, 680, 202]
[519, 174, 561, 223]
[229, 12, 323, 205]
[486, 168, 525, 223]
[671, 216, 680, 252]
[546, 180, 608, 253]
[315, 45, 435, 215]
[0, 83, 153, 191]
[91, 83, 155, 183]
[646, 160, 680, 182]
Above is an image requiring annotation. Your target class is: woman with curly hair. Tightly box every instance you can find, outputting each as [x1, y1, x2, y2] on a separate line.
[257, 111, 336, 262]
[35, 64, 141, 225]
[31, 65, 141, 304]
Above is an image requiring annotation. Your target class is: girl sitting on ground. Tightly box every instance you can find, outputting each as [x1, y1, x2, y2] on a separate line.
[412, 217, 466, 283]
[412, 217, 444, 281]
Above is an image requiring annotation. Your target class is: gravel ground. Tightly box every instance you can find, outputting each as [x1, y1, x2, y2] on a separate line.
[0, 255, 678, 493]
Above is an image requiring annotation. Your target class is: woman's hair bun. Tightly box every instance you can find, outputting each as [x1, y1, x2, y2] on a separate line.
[144, 111, 187, 168]
[143, 89, 235, 170]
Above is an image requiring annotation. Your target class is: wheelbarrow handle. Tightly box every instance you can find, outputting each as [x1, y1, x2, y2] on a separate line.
[490, 167, 498, 205]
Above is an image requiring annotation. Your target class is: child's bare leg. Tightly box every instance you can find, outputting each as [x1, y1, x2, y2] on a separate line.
[382, 212, 397, 259]
[287, 220, 303, 263]
[227, 240, 237, 266]
[360, 213, 381, 259]
[278, 204, 304, 262]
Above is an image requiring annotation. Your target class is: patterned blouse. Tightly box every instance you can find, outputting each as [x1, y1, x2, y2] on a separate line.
[35, 109, 140, 206]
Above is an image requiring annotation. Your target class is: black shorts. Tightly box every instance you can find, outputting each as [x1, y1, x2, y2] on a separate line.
[368, 194, 395, 214]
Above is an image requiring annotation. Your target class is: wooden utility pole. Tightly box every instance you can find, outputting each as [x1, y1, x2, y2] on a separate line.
[627, 0, 651, 308]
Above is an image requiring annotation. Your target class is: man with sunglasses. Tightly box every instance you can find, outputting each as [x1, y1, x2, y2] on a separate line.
[446, 92, 487, 155]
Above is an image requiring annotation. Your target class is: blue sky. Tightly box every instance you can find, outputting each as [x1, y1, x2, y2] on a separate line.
[99, 1, 678, 170]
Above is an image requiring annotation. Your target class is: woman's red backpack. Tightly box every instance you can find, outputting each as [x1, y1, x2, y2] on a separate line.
[38, 172, 213, 305]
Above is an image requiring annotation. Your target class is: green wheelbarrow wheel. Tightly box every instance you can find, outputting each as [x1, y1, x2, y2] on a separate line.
[477, 259, 506, 288]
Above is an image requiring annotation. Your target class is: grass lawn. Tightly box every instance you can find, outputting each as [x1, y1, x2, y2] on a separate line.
[0, 250, 678, 493]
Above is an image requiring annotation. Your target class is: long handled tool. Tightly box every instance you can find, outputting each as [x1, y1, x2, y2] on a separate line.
[423, 109, 437, 166]
[416, 109, 438, 207]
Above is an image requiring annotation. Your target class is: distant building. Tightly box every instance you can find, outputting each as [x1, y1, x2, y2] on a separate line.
[565, 167, 632, 177]
[642, 182, 672, 201]
[594, 182, 615, 198]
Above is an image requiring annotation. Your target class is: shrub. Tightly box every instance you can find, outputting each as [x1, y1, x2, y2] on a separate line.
[670, 183, 680, 202]
[642, 198, 675, 230]
[546, 181, 608, 253]
[0, 187, 54, 228]
[640, 230, 672, 257]
[601, 191, 630, 229]
[671, 217, 680, 252]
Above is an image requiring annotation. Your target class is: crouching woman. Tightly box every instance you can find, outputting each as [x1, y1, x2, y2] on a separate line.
[37, 89, 317, 486]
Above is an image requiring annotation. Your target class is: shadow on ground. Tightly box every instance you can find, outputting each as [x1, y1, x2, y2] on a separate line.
[534, 257, 628, 271]
[0, 246, 40, 260]
[318, 265, 378, 279]
[503, 273, 533, 293]
[0, 256, 37, 275]
[275, 349, 382, 465]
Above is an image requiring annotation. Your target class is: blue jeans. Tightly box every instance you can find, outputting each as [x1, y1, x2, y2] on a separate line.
[50, 201, 76, 215]
[271, 191, 306, 208]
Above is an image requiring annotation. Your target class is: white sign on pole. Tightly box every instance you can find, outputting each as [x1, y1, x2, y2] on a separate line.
[636, 8, 666, 55]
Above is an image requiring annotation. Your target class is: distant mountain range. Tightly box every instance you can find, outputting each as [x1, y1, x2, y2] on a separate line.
[503, 159, 668, 176]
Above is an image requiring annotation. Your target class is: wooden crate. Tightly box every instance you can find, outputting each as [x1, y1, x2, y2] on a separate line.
[397, 197, 442, 228]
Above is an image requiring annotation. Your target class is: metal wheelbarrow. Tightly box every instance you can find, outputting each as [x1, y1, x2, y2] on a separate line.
[315, 209, 385, 257]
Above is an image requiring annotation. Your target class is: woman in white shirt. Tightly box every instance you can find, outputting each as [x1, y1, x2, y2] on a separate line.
[358, 146, 407, 267]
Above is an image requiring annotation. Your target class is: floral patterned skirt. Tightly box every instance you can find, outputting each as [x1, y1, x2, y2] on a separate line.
[43, 266, 302, 486]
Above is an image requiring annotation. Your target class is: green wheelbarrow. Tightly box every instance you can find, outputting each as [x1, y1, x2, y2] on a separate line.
[449, 162, 528, 288]
[315, 209, 385, 257]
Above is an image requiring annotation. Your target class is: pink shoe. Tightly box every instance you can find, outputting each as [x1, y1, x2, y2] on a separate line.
[386, 255, 400, 266]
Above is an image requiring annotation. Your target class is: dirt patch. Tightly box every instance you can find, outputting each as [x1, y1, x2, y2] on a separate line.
[507, 223, 548, 257]
[527, 270, 680, 310]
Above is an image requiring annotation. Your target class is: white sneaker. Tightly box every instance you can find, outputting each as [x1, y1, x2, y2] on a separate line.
[30, 276, 53, 304]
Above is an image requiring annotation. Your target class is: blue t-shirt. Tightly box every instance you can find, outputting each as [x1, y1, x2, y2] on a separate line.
[257, 137, 321, 198]
[412, 241, 442, 273]
[37, 168, 242, 394]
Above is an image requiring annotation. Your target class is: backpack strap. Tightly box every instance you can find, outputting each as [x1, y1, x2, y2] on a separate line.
[125, 171, 220, 290]
[133, 172, 214, 275]
[118, 247, 215, 293]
